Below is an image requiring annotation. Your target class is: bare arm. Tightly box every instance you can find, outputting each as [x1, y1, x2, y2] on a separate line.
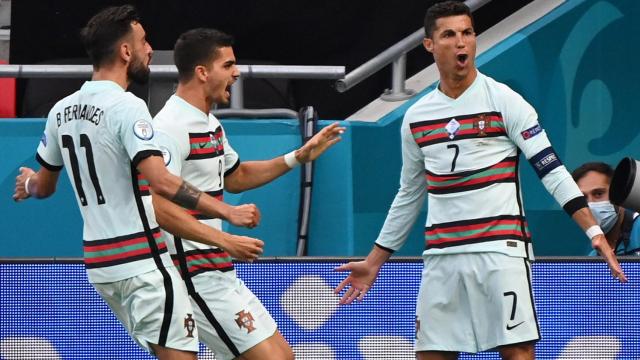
[572, 206, 627, 282]
[137, 155, 260, 228]
[225, 122, 345, 193]
[151, 191, 264, 261]
[334, 244, 393, 304]
[13, 166, 61, 201]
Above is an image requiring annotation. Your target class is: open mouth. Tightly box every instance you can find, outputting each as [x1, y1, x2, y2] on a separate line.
[225, 84, 232, 96]
[456, 54, 468, 66]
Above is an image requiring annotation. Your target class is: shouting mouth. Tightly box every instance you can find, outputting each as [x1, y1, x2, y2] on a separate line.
[456, 53, 469, 67]
[225, 84, 232, 98]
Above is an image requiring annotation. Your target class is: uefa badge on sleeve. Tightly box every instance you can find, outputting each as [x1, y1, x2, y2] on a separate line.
[159, 146, 172, 166]
[133, 119, 154, 140]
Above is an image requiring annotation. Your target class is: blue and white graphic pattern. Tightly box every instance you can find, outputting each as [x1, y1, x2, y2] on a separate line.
[0, 260, 638, 359]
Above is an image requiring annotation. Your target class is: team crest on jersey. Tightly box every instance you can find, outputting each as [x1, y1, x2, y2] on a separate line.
[133, 119, 154, 140]
[235, 310, 256, 333]
[473, 114, 488, 137]
[445, 118, 460, 139]
[184, 313, 196, 338]
[40, 133, 47, 147]
[159, 146, 171, 166]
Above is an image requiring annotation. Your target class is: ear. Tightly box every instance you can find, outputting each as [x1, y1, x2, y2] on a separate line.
[120, 42, 132, 63]
[194, 65, 208, 82]
[423, 38, 434, 53]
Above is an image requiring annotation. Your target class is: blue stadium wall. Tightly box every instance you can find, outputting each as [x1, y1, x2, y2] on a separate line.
[1, 0, 640, 257]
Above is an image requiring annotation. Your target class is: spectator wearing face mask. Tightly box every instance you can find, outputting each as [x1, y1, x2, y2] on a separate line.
[572, 162, 640, 256]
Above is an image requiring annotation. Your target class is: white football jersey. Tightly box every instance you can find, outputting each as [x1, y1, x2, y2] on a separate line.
[376, 72, 583, 259]
[153, 95, 240, 278]
[37, 81, 173, 283]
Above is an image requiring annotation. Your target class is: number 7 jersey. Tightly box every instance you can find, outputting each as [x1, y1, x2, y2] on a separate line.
[375, 72, 584, 259]
[36, 80, 173, 283]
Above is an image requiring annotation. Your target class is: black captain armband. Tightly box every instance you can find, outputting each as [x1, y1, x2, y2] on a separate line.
[563, 196, 588, 216]
[172, 180, 202, 210]
[528, 147, 562, 179]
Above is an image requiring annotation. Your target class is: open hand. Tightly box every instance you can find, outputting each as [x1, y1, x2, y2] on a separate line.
[592, 234, 627, 282]
[296, 122, 346, 163]
[334, 260, 378, 304]
[13, 167, 35, 202]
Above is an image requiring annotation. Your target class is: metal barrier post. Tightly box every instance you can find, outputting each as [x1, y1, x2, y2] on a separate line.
[230, 77, 244, 109]
[380, 53, 415, 101]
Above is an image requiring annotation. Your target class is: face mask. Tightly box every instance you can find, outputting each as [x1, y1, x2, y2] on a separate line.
[588, 201, 619, 233]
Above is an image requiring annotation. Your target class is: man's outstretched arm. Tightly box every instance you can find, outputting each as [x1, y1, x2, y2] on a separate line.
[225, 122, 345, 193]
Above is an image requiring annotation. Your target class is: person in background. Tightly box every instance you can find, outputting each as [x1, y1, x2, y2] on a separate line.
[572, 162, 640, 255]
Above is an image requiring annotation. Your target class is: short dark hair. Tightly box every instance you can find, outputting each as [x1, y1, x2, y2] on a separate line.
[174, 28, 234, 82]
[572, 162, 615, 183]
[424, 1, 473, 38]
[80, 5, 141, 68]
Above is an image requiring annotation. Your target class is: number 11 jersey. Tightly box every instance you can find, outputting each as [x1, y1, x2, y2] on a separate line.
[37, 80, 173, 283]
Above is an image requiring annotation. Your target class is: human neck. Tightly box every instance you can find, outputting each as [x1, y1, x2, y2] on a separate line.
[175, 83, 214, 115]
[91, 65, 129, 90]
[438, 68, 477, 99]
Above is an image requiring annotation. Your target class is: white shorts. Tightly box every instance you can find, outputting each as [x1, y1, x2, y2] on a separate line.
[188, 271, 277, 360]
[416, 252, 540, 353]
[93, 266, 199, 354]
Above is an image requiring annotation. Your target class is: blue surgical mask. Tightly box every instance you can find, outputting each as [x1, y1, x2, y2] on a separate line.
[588, 201, 619, 233]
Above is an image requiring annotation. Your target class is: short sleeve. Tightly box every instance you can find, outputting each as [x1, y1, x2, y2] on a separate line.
[154, 130, 184, 176]
[116, 97, 162, 167]
[222, 128, 240, 176]
[36, 110, 64, 171]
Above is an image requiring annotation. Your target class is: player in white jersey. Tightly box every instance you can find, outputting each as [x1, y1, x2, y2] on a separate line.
[335, 2, 626, 359]
[152, 28, 345, 360]
[12, 6, 264, 360]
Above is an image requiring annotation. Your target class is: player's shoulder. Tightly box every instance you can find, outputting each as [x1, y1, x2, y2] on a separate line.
[480, 72, 524, 102]
[405, 86, 439, 119]
[47, 89, 82, 116]
[116, 91, 149, 111]
[208, 112, 223, 129]
[153, 102, 182, 132]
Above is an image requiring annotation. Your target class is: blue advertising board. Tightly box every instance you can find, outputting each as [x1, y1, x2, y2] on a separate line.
[1, 258, 638, 359]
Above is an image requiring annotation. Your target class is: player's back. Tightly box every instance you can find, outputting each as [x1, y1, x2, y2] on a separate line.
[38, 80, 172, 283]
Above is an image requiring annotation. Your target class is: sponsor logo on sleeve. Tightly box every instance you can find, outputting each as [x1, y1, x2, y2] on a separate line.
[133, 119, 154, 140]
[521, 124, 542, 140]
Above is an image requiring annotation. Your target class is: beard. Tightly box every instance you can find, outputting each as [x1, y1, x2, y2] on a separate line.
[128, 55, 150, 85]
